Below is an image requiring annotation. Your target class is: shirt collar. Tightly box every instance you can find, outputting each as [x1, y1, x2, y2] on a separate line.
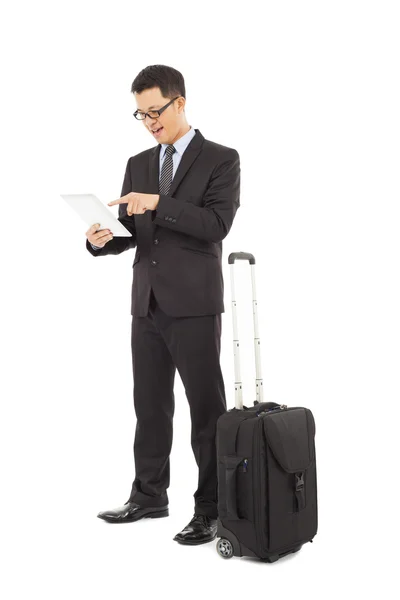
[160, 126, 196, 159]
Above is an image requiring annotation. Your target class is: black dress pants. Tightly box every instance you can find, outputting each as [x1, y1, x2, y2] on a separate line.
[127, 287, 227, 518]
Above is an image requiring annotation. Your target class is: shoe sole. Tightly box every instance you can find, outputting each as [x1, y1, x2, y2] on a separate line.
[173, 533, 217, 545]
[99, 508, 169, 523]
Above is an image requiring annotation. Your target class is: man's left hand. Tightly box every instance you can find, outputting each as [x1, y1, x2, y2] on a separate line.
[108, 192, 160, 216]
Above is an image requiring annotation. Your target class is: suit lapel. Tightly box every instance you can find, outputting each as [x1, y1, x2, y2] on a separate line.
[145, 128, 204, 230]
[148, 128, 204, 198]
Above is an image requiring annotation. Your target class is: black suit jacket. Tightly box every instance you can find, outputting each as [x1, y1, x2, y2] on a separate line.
[86, 128, 240, 317]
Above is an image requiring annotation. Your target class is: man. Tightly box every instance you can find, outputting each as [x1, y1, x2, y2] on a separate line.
[85, 64, 240, 545]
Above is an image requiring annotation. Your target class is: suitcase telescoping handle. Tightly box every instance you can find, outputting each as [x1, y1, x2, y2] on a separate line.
[228, 252, 263, 410]
[228, 252, 256, 265]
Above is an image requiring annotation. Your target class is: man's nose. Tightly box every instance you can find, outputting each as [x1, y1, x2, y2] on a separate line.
[145, 114, 158, 126]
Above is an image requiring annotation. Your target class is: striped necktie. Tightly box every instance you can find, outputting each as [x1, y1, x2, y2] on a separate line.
[159, 144, 176, 195]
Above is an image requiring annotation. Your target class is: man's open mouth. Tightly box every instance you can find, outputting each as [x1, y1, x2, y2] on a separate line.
[152, 126, 163, 135]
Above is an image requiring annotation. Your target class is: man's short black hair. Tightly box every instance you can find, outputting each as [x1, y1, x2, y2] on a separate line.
[131, 64, 186, 101]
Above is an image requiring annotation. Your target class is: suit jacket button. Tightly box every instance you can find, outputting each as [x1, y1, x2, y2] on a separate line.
[164, 216, 169, 221]
[151, 260, 157, 266]
[154, 238, 159, 244]
[172, 218, 176, 223]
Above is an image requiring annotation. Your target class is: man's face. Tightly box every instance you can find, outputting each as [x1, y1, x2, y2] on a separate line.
[135, 87, 182, 143]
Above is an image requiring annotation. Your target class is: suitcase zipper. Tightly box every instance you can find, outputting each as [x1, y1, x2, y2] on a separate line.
[255, 418, 264, 556]
[256, 404, 287, 416]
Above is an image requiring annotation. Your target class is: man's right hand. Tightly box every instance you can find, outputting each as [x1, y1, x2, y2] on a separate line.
[86, 223, 113, 248]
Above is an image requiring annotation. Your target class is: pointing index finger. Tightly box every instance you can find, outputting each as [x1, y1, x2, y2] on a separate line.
[108, 192, 133, 207]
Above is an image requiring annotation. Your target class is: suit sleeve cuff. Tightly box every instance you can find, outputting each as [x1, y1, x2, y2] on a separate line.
[153, 194, 184, 225]
[86, 238, 103, 255]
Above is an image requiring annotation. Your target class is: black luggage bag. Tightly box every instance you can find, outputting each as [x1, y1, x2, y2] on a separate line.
[215, 252, 318, 562]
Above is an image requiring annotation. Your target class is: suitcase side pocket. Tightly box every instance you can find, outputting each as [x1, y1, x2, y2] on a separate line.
[218, 455, 252, 521]
[237, 457, 254, 522]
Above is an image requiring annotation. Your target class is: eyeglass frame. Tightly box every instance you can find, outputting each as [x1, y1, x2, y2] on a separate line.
[133, 96, 181, 121]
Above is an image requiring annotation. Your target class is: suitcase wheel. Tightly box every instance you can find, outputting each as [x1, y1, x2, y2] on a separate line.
[216, 537, 234, 559]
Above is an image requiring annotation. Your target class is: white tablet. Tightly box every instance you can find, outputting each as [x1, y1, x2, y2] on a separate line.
[61, 193, 132, 237]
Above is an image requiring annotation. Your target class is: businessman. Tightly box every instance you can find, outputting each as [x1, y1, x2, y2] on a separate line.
[85, 64, 240, 545]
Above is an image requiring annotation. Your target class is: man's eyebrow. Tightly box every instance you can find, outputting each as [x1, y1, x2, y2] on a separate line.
[137, 105, 160, 111]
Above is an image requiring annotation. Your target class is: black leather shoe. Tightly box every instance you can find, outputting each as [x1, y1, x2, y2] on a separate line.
[97, 501, 169, 523]
[173, 514, 217, 545]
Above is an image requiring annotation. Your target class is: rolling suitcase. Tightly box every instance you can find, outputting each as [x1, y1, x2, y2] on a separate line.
[215, 252, 318, 561]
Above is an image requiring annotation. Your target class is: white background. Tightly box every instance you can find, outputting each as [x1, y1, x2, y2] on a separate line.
[1, 0, 399, 598]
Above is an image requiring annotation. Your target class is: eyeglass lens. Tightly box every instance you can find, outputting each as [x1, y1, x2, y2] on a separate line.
[136, 110, 160, 120]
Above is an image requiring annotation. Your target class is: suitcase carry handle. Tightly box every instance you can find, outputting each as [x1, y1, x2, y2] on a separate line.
[228, 251, 263, 410]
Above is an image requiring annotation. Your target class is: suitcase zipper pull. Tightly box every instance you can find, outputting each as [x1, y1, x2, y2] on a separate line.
[240, 459, 248, 472]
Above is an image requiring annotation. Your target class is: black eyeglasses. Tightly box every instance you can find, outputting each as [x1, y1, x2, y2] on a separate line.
[133, 96, 181, 120]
